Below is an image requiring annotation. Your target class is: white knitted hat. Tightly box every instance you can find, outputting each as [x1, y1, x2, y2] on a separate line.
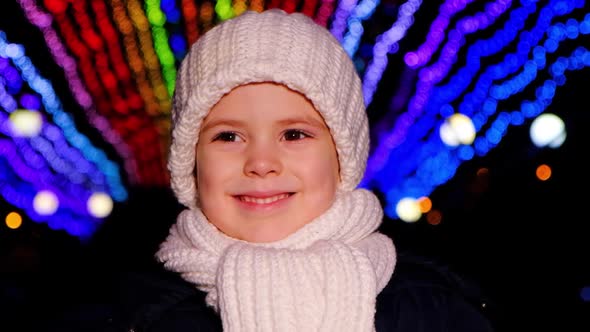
[169, 9, 369, 208]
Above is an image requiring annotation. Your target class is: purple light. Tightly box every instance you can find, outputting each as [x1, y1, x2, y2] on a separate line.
[19, 93, 41, 110]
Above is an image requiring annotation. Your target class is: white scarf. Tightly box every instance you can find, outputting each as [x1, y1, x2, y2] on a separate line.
[156, 189, 396, 331]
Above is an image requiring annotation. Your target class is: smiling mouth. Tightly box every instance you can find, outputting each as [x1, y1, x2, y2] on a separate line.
[236, 193, 293, 205]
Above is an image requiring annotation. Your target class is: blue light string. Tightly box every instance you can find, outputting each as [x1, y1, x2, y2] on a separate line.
[0, 65, 103, 204]
[341, 0, 380, 58]
[330, 0, 361, 42]
[0, 141, 99, 238]
[2, 136, 92, 215]
[0, 58, 108, 203]
[426, 0, 583, 117]
[363, 0, 588, 218]
[474, 46, 590, 155]
[367, 0, 578, 189]
[367, 0, 513, 181]
[361, 0, 422, 106]
[0, 31, 128, 202]
[0, 31, 129, 237]
[385, 47, 589, 218]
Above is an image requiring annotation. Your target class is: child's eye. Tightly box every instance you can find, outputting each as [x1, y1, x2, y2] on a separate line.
[283, 129, 311, 141]
[212, 131, 242, 142]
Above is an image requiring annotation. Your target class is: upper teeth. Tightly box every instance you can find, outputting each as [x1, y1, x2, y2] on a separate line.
[240, 193, 290, 204]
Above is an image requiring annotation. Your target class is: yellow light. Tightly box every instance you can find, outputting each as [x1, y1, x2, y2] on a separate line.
[5, 212, 23, 229]
[9, 109, 43, 137]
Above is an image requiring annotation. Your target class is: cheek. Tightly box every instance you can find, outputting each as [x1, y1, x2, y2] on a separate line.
[195, 146, 218, 195]
[195, 160, 228, 213]
[324, 145, 341, 185]
[196, 147, 240, 195]
[299, 152, 340, 188]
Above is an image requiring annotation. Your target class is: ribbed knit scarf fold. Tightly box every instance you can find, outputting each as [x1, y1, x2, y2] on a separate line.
[156, 189, 396, 331]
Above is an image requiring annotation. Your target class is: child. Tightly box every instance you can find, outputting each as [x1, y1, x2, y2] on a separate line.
[145, 9, 494, 332]
[62, 8, 492, 332]
[157, 8, 395, 331]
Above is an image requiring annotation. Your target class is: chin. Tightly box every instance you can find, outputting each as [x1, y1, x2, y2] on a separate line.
[241, 227, 295, 243]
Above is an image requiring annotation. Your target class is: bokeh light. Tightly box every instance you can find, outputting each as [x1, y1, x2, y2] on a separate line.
[87, 192, 114, 218]
[33, 190, 59, 216]
[529, 113, 566, 148]
[0, 0, 587, 233]
[426, 209, 442, 226]
[9, 109, 43, 137]
[417, 196, 432, 213]
[440, 113, 476, 147]
[5, 211, 23, 229]
[536, 164, 552, 181]
[396, 197, 422, 223]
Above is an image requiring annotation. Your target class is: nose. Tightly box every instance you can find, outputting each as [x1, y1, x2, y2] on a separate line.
[243, 140, 282, 177]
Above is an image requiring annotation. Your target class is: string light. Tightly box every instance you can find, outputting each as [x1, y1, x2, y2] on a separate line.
[362, 0, 588, 218]
[180, 0, 199, 46]
[4, 0, 588, 228]
[146, 0, 178, 96]
[16, 0, 139, 184]
[340, 0, 380, 58]
[362, 0, 422, 106]
[0, 32, 128, 201]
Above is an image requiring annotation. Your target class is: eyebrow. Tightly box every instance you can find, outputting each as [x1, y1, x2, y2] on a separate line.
[200, 119, 245, 133]
[200, 115, 328, 133]
[276, 116, 328, 129]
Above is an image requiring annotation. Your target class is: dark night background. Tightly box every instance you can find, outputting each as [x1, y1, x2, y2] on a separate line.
[1, 1, 589, 331]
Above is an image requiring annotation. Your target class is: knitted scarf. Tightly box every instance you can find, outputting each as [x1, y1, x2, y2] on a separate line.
[156, 189, 396, 331]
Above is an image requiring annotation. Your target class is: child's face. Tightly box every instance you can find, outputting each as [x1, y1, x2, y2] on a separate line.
[195, 83, 340, 243]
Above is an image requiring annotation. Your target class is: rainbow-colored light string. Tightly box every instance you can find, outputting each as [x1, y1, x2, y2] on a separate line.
[19, 0, 168, 186]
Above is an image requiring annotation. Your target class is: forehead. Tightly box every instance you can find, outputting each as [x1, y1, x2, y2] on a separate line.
[202, 82, 328, 127]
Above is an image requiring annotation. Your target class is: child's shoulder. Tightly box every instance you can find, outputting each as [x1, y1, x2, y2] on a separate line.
[107, 263, 221, 332]
[375, 252, 496, 332]
[37, 262, 221, 332]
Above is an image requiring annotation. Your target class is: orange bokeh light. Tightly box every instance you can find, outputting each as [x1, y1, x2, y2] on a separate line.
[5, 211, 23, 229]
[418, 196, 432, 213]
[536, 164, 552, 181]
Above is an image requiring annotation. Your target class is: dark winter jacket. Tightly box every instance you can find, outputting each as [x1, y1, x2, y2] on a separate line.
[35, 252, 496, 332]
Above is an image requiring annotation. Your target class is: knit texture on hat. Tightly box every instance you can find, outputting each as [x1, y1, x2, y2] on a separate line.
[169, 9, 369, 208]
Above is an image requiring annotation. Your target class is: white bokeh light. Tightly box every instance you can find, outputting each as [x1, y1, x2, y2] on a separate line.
[529, 113, 566, 148]
[440, 113, 476, 147]
[9, 109, 43, 137]
[33, 190, 59, 215]
[87, 192, 113, 218]
[396, 197, 422, 223]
